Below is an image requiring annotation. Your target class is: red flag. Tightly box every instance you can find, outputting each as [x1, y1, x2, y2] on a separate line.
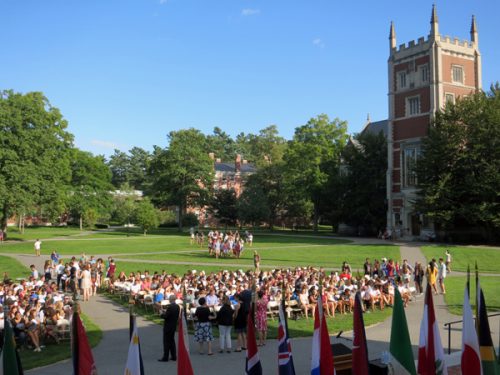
[461, 284, 482, 374]
[177, 312, 194, 375]
[72, 312, 97, 375]
[246, 309, 263, 374]
[352, 291, 370, 375]
[417, 285, 447, 375]
[318, 296, 335, 375]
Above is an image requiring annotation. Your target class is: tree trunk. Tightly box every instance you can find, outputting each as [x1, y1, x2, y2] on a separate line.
[313, 203, 319, 232]
[1, 204, 8, 233]
[79, 215, 83, 231]
[144, 229, 147, 236]
[177, 203, 183, 232]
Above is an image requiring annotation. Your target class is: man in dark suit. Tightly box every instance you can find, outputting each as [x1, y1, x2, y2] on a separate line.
[158, 295, 180, 362]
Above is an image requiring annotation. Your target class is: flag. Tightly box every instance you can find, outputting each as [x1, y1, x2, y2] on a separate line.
[128, 315, 144, 375]
[0, 319, 23, 375]
[417, 284, 447, 375]
[311, 292, 335, 375]
[124, 317, 143, 375]
[476, 278, 499, 375]
[246, 310, 263, 375]
[177, 308, 194, 375]
[389, 288, 416, 375]
[278, 299, 296, 375]
[72, 312, 98, 375]
[461, 284, 482, 375]
[352, 291, 369, 375]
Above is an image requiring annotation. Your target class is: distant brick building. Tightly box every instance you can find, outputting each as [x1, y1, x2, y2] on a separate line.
[386, 6, 482, 237]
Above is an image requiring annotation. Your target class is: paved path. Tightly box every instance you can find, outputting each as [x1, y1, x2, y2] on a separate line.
[6, 239, 498, 374]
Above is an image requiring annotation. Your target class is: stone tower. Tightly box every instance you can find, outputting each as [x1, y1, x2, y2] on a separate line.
[386, 5, 482, 237]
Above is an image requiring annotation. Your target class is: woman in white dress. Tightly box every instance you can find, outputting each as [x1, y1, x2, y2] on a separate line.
[81, 264, 92, 301]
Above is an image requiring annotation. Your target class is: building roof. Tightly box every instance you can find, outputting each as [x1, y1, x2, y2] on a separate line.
[361, 119, 388, 138]
[215, 162, 256, 173]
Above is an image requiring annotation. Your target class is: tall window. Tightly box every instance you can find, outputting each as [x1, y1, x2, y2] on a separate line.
[445, 93, 455, 105]
[398, 72, 407, 90]
[406, 96, 420, 116]
[403, 147, 419, 187]
[452, 65, 464, 84]
[420, 64, 429, 83]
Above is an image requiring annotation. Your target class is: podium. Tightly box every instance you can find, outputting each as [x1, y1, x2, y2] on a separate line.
[331, 343, 352, 374]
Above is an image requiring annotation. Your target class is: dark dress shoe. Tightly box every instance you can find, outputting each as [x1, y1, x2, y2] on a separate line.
[158, 358, 169, 362]
[170, 358, 177, 361]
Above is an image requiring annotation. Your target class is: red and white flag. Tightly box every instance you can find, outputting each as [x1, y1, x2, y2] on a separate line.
[461, 284, 482, 374]
[417, 284, 447, 375]
[177, 311, 194, 375]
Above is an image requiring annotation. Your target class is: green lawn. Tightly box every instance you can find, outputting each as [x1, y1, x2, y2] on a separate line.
[2, 226, 87, 241]
[421, 245, 500, 274]
[443, 276, 500, 315]
[121, 244, 398, 272]
[19, 314, 102, 370]
[0, 255, 31, 279]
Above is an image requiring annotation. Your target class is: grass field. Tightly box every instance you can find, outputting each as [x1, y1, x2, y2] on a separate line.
[421, 245, 500, 274]
[443, 276, 500, 315]
[0, 255, 33, 279]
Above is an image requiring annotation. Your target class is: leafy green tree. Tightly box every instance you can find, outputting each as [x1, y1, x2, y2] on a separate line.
[416, 86, 500, 242]
[108, 147, 151, 190]
[206, 127, 237, 161]
[148, 128, 214, 231]
[283, 114, 348, 231]
[237, 185, 270, 227]
[244, 163, 286, 229]
[108, 149, 129, 188]
[0, 90, 73, 232]
[134, 199, 160, 235]
[235, 125, 287, 166]
[333, 131, 387, 234]
[68, 149, 113, 230]
[209, 189, 238, 228]
[112, 183, 137, 227]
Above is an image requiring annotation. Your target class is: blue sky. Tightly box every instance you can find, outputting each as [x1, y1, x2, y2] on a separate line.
[2, 0, 499, 157]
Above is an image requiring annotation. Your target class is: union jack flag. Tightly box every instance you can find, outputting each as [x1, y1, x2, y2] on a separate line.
[278, 299, 296, 375]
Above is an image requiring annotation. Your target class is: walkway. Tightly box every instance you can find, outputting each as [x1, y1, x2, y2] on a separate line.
[6, 240, 497, 374]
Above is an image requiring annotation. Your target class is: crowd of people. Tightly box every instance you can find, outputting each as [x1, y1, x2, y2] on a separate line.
[190, 228, 253, 259]
[109, 251, 452, 358]
[0, 251, 113, 352]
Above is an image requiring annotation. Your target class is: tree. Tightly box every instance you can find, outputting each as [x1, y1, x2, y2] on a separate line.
[108, 147, 151, 190]
[205, 127, 236, 161]
[134, 199, 159, 235]
[68, 149, 113, 230]
[244, 163, 286, 229]
[283, 114, 348, 231]
[209, 189, 238, 229]
[148, 129, 214, 231]
[235, 125, 287, 166]
[0, 91, 73, 232]
[238, 185, 270, 227]
[416, 86, 500, 242]
[333, 131, 387, 234]
[112, 183, 137, 228]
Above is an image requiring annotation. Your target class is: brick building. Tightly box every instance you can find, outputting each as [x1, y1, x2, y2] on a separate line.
[386, 6, 482, 237]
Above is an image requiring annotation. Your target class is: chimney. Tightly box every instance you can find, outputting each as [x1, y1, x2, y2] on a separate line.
[235, 154, 241, 172]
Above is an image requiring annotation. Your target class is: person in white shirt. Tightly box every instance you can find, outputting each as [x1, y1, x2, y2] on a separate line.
[34, 239, 42, 256]
[438, 257, 447, 294]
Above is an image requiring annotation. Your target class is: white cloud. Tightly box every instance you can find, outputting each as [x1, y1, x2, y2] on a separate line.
[91, 139, 120, 150]
[241, 8, 260, 16]
[313, 38, 325, 48]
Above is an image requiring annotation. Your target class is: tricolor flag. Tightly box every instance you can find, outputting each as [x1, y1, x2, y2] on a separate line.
[389, 288, 416, 375]
[417, 284, 447, 375]
[461, 284, 482, 375]
[311, 292, 335, 375]
[124, 317, 144, 375]
[177, 308, 194, 375]
[0, 319, 24, 375]
[278, 299, 296, 375]
[72, 312, 98, 375]
[352, 291, 369, 375]
[246, 310, 263, 375]
[476, 278, 499, 375]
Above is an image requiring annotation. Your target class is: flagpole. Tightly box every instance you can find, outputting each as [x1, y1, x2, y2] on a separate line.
[467, 264, 470, 300]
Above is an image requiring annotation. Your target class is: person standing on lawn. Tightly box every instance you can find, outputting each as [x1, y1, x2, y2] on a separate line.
[438, 257, 447, 294]
[34, 238, 42, 257]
